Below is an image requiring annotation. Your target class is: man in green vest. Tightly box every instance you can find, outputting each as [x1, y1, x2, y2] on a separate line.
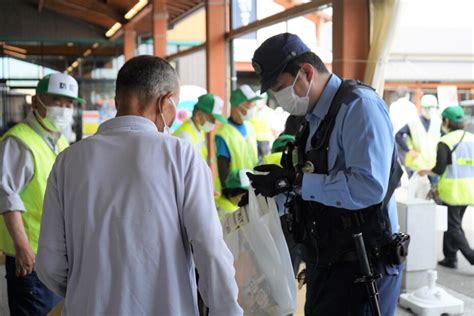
[0, 73, 84, 315]
[215, 85, 260, 192]
[174, 93, 227, 161]
[419, 105, 474, 269]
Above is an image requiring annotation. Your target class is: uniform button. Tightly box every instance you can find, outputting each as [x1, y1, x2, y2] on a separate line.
[310, 195, 315, 199]
[336, 201, 342, 206]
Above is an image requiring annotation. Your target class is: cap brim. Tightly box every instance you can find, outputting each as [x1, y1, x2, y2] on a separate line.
[250, 95, 264, 101]
[43, 92, 86, 105]
[213, 113, 227, 124]
[259, 64, 288, 93]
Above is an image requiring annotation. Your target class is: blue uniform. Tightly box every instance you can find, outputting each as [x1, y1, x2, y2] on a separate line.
[302, 74, 403, 316]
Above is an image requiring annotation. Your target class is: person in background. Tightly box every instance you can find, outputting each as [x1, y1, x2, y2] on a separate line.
[174, 93, 227, 161]
[249, 93, 274, 160]
[214, 85, 259, 192]
[36, 55, 242, 315]
[0, 73, 83, 315]
[215, 169, 250, 218]
[419, 106, 474, 269]
[396, 94, 441, 180]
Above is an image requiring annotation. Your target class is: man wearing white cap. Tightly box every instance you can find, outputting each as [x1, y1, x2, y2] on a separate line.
[0, 73, 84, 315]
[395, 94, 442, 178]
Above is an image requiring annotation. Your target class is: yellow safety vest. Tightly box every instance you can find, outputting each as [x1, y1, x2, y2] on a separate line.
[215, 195, 239, 220]
[437, 130, 474, 206]
[174, 119, 208, 161]
[262, 152, 283, 166]
[214, 123, 258, 192]
[250, 115, 273, 142]
[0, 123, 69, 255]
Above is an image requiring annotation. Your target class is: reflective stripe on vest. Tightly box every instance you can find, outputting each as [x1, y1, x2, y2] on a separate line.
[0, 123, 69, 255]
[174, 119, 208, 161]
[438, 130, 474, 206]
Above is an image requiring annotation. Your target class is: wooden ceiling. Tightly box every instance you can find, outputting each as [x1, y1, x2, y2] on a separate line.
[39, 0, 204, 32]
[0, 0, 204, 73]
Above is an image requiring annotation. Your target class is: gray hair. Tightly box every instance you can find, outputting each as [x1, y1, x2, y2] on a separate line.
[115, 55, 179, 105]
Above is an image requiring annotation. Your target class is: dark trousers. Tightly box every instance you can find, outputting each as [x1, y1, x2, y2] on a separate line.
[443, 205, 474, 263]
[5, 256, 61, 316]
[304, 260, 403, 316]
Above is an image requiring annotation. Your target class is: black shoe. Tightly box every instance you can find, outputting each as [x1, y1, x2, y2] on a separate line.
[438, 258, 458, 269]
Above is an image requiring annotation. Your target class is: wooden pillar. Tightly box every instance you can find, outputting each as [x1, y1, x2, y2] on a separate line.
[123, 24, 136, 61]
[332, 0, 369, 81]
[153, 0, 168, 57]
[206, 0, 227, 168]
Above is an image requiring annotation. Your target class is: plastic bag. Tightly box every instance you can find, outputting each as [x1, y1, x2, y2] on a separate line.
[221, 188, 297, 316]
[407, 173, 431, 201]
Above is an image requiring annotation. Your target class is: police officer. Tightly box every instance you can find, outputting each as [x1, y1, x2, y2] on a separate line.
[247, 33, 403, 315]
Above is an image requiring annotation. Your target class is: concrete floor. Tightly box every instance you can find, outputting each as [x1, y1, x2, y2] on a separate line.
[1, 207, 473, 315]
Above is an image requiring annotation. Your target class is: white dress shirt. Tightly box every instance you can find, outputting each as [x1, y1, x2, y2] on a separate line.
[36, 115, 242, 316]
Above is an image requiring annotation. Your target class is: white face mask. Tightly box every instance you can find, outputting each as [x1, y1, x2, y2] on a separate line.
[161, 97, 176, 135]
[273, 70, 313, 116]
[201, 120, 216, 133]
[37, 97, 74, 136]
[421, 107, 435, 120]
[240, 105, 255, 121]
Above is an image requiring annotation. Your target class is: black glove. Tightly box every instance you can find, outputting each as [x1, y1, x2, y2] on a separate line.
[238, 192, 249, 207]
[246, 164, 295, 197]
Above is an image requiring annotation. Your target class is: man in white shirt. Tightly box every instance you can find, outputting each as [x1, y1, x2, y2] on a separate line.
[36, 55, 242, 316]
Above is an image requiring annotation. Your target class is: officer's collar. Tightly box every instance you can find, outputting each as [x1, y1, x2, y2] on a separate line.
[307, 74, 342, 121]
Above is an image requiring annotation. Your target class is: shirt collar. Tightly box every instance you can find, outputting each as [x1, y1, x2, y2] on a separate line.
[25, 111, 59, 145]
[98, 115, 159, 134]
[307, 74, 342, 121]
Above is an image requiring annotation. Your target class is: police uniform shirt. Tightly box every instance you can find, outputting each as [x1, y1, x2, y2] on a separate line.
[301, 74, 399, 233]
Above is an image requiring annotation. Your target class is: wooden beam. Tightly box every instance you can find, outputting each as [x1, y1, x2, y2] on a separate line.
[226, 0, 330, 40]
[13, 45, 119, 56]
[38, 0, 45, 12]
[68, 0, 124, 22]
[165, 44, 205, 61]
[43, 0, 120, 28]
[123, 24, 136, 61]
[206, 0, 227, 170]
[153, 0, 168, 57]
[332, 0, 369, 81]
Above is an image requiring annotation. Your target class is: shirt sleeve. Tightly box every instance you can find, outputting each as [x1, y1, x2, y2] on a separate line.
[431, 142, 451, 176]
[0, 137, 34, 213]
[302, 97, 394, 210]
[36, 156, 68, 298]
[395, 124, 410, 153]
[215, 136, 231, 159]
[181, 148, 242, 316]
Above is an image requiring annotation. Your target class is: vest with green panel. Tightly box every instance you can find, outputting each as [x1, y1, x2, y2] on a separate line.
[174, 119, 208, 161]
[0, 123, 69, 255]
[214, 123, 258, 191]
[437, 130, 474, 206]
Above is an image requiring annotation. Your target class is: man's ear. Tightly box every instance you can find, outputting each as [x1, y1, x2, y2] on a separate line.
[302, 63, 315, 82]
